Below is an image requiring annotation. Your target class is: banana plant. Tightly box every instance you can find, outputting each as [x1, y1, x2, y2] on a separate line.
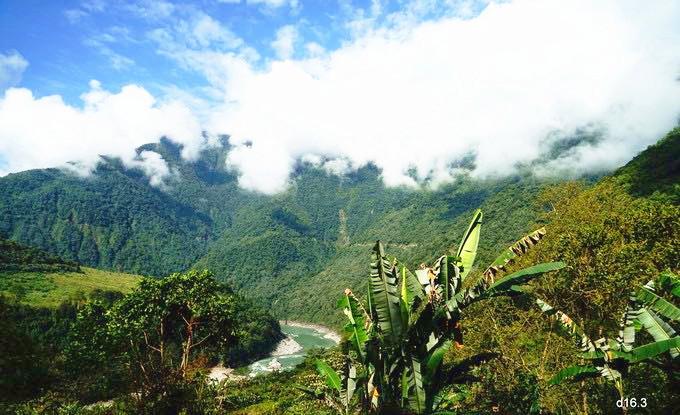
[534, 272, 680, 413]
[315, 209, 565, 414]
[302, 359, 359, 415]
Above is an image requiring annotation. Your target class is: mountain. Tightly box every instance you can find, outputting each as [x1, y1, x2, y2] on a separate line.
[12, 131, 680, 324]
[611, 126, 680, 203]
[0, 161, 213, 276]
[1, 130, 678, 414]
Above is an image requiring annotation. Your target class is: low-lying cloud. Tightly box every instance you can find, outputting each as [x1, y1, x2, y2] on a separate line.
[210, 0, 680, 192]
[0, 80, 201, 182]
[1, 0, 679, 193]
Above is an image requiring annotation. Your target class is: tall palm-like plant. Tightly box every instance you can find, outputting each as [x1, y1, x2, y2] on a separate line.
[534, 272, 680, 414]
[314, 210, 565, 414]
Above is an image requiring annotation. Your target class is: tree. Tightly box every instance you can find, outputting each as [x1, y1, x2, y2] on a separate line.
[535, 272, 680, 414]
[313, 210, 565, 414]
[69, 270, 237, 408]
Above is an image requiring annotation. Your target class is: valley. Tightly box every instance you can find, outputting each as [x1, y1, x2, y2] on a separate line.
[0, 128, 678, 414]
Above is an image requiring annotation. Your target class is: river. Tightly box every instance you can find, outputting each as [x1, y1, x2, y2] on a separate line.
[247, 323, 338, 375]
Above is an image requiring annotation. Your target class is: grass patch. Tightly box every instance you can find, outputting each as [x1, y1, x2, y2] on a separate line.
[0, 267, 142, 307]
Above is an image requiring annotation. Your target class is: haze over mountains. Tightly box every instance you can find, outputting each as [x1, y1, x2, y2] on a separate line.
[2, 127, 678, 324]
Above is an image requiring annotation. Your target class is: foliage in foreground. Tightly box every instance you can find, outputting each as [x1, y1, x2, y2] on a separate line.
[66, 269, 282, 411]
[533, 272, 680, 413]
[312, 210, 564, 414]
[453, 179, 680, 414]
[0, 270, 282, 414]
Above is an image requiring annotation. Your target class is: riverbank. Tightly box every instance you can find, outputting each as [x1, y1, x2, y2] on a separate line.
[279, 320, 341, 343]
[209, 322, 340, 381]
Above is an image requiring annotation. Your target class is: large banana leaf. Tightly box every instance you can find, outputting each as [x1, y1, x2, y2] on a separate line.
[483, 227, 547, 282]
[367, 372, 379, 411]
[637, 286, 680, 322]
[483, 262, 566, 298]
[346, 364, 357, 406]
[434, 256, 451, 301]
[424, 341, 451, 382]
[548, 365, 599, 385]
[316, 360, 342, 393]
[406, 356, 426, 414]
[370, 241, 403, 345]
[400, 265, 425, 326]
[616, 294, 639, 352]
[338, 290, 370, 360]
[637, 309, 679, 358]
[628, 337, 680, 363]
[598, 366, 622, 381]
[456, 209, 482, 282]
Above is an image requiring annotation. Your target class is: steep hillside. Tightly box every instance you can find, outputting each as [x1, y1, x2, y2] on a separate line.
[0, 136, 632, 325]
[267, 178, 550, 325]
[0, 163, 213, 276]
[448, 132, 680, 413]
[611, 126, 680, 203]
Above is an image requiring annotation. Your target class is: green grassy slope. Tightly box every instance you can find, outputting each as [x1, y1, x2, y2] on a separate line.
[0, 267, 142, 308]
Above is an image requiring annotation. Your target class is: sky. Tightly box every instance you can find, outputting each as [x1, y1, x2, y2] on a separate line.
[0, 0, 679, 193]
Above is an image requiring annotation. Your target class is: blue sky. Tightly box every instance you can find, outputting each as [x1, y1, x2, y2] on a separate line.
[0, 1, 678, 193]
[0, 0, 487, 104]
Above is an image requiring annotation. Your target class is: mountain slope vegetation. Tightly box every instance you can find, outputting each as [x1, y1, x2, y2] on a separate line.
[1, 130, 677, 328]
[0, 164, 213, 276]
[0, 129, 677, 414]
[0, 139, 564, 325]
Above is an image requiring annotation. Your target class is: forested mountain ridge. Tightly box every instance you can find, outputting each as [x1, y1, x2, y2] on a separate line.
[610, 126, 680, 203]
[2, 130, 677, 326]
[0, 162, 213, 276]
[0, 130, 678, 414]
[0, 140, 558, 324]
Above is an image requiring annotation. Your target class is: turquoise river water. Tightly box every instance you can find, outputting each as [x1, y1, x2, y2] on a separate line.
[248, 324, 337, 375]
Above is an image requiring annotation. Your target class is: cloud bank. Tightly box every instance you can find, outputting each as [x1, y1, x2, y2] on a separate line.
[209, 0, 680, 192]
[1, 0, 679, 193]
[0, 80, 201, 183]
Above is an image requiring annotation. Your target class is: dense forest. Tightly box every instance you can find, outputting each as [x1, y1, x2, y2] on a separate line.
[0, 137, 576, 324]
[0, 128, 678, 413]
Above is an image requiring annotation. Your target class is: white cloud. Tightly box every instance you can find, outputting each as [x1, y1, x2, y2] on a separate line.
[246, 0, 299, 9]
[81, 0, 107, 13]
[190, 14, 244, 49]
[305, 42, 325, 57]
[0, 80, 202, 178]
[64, 8, 88, 23]
[271, 25, 298, 59]
[125, 0, 175, 21]
[129, 150, 174, 187]
[3, 0, 680, 196]
[204, 0, 680, 192]
[0, 51, 29, 90]
[83, 34, 136, 70]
